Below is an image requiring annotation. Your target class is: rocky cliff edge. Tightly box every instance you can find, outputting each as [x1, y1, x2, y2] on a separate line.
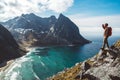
[48, 40, 120, 80]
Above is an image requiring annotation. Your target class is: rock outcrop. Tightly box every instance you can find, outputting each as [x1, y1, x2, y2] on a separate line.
[1, 13, 90, 47]
[0, 24, 25, 63]
[49, 40, 120, 80]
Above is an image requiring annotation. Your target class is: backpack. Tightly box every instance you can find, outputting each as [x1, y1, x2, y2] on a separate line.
[108, 27, 112, 36]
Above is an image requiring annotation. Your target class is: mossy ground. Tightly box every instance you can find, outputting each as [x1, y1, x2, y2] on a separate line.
[49, 63, 82, 80]
[114, 40, 120, 47]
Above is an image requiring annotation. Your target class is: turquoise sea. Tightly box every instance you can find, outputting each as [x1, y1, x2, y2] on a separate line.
[0, 36, 119, 80]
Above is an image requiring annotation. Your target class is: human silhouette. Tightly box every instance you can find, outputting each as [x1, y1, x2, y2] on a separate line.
[101, 23, 112, 50]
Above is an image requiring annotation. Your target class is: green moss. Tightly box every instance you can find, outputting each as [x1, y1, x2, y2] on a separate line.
[49, 63, 82, 80]
[114, 40, 120, 47]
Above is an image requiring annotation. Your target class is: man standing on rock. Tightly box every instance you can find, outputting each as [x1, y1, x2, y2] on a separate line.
[101, 23, 112, 50]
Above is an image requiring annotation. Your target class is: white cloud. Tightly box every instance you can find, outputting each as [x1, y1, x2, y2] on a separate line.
[47, 0, 73, 13]
[68, 14, 120, 36]
[0, 0, 74, 21]
[69, 14, 120, 28]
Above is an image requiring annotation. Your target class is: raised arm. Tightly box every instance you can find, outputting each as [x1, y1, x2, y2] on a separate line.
[102, 24, 105, 29]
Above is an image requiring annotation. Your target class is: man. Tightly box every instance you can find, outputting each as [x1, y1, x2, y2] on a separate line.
[101, 23, 112, 50]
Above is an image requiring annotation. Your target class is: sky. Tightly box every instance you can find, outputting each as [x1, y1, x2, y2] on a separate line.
[0, 0, 120, 37]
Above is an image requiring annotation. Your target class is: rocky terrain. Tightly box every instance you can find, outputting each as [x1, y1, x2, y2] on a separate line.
[48, 40, 120, 80]
[1, 13, 90, 48]
[0, 24, 25, 64]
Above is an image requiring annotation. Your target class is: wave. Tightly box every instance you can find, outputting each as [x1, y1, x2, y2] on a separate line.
[0, 52, 40, 80]
[0, 47, 66, 80]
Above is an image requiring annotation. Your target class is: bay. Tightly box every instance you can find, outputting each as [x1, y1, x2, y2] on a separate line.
[0, 36, 119, 80]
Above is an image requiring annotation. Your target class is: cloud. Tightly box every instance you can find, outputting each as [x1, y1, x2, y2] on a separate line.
[68, 14, 120, 36]
[69, 14, 120, 28]
[47, 0, 73, 13]
[0, 0, 74, 21]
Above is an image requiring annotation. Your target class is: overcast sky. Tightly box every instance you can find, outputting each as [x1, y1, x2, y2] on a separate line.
[0, 0, 120, 36]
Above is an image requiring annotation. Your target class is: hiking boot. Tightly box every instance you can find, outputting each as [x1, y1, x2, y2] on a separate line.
[100, 48, 104, 50]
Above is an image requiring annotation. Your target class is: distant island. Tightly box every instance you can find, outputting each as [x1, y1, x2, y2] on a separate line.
[1, 13, 90, 49]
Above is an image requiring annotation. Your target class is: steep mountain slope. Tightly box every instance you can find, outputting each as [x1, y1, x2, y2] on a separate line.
[49, 40, 120, 80]
[53, 14, 88, 44]
[1, 13, 90, 47]
[0, 24, 25, 63]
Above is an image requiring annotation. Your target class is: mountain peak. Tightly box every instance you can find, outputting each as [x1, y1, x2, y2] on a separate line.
[21, 13, 36, 17]
[50, 15, 57, 19]
[59, 13, 65, 18]
[57, 13, 67, 21]
[60, 13, 64, 16]
[1, 13, 90, 46]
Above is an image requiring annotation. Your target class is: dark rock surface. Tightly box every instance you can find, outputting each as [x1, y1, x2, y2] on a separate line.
[1, 13, 90, 47]
[0, 24, 24, 63]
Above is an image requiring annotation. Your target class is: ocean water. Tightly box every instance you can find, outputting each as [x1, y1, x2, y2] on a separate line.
[0, 36, 119, 80]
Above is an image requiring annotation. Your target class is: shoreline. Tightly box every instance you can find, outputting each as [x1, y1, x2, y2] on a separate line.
[0, 60, 14, 72]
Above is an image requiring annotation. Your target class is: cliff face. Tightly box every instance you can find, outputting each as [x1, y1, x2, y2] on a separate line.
[53, 14, 88, 44]
[1, 13, 90, 47]
[0, 24, 24, 63]
[49, 40, 120, 80]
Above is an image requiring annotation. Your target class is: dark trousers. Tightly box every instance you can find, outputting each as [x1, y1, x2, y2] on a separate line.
[102, 37, 109, 49]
